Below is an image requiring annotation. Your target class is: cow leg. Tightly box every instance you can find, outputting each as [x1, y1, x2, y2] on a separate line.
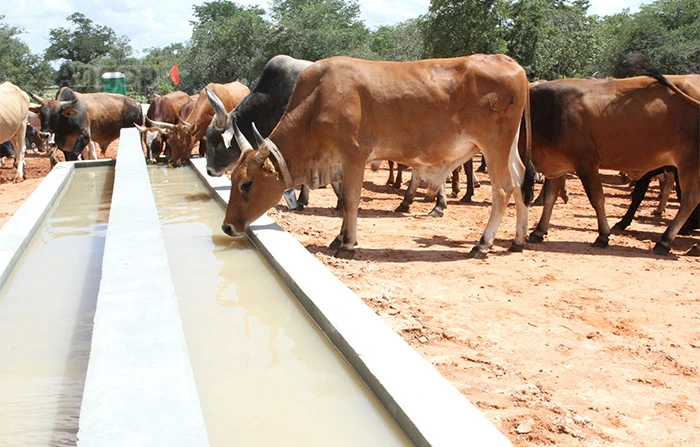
[654, 172, 699, 255]
[460, 159, 476, 203]
[393, 163, 406, 189]
[395, 170, 420, 213]
[467, 153, 516, 258]
[653, 170, 675, 216]
[428, 184, 447, 217]
[578, 168, 611, 248]
[297, 185, 310, 208]
[329, 164, 364, 258]
[331, 181, 343, 210]
[11, 125, 27, 181]
[386, 160, 395, 186]
[529, 176, 567, 243]
[449, 166, 461, 198]
[612, 171, 654, 231]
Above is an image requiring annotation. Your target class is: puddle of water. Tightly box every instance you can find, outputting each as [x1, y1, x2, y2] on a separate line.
[0, 166, 114, 447]
[149, 165, 413, 446]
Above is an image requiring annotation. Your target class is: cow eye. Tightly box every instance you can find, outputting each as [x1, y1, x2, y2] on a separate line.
[240, 180, 252, 193]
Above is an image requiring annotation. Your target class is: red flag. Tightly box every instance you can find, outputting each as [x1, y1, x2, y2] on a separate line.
[169, 64, 180, 85]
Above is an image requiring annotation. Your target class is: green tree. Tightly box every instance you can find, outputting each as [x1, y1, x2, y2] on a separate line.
[269, 0, 371, 61]
[182, 1, 272, 91]
[422, 0, 508, 58]
[45, 13, 132, 64]
[505, 0, 599, 80]
[370, 18, 425, 61]
[599, 0, 699, 76]
[0, 16, 53, 91]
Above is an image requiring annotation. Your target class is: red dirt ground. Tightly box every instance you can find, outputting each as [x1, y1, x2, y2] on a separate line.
[1, 143, 698, 447]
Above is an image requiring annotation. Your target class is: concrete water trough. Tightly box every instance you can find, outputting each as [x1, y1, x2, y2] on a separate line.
[0, 128, 514, 447]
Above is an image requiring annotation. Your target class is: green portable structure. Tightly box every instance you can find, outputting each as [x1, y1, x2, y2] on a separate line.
[101, 72, 126, 95]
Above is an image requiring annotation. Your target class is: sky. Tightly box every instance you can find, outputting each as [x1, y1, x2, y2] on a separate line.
[2, 0, 649, 57]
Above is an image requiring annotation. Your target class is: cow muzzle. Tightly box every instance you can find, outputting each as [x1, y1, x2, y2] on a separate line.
[221, 223, 244, 238]
[39, 132, 51, 139]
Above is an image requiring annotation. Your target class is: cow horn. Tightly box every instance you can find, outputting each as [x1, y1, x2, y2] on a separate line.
[251, 122, 265, 148]
[59, 100, 76, 108]
[28, 91, 45, 103]
[135, 123, 148, 133]
[233, 120, 253, 152]
[147, 117, 175, 130]
[178, 116, 193, 129]
[205, 87, 228, 131]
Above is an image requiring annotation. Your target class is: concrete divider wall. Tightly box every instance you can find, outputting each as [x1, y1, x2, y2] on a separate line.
[77, 129, 209, 446]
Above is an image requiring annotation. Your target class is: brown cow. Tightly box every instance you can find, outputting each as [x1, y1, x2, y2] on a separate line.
[527, 74, 700, 255]
[136, 90, 190, 163]
[221, 54, 536, 259]
[0, 82, 29, 181]
[148, 82, 249, 167]
[29, 87, 143, 161]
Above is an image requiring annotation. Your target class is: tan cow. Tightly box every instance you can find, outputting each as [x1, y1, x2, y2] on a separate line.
[222, 54, 536, 259]
[148, 82, 249, 167]
[527, 74, 700, 255]
[0, 82, 29, 181]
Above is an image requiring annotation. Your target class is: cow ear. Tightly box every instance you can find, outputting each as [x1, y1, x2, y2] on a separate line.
[29, 106, 41, 115]
[61, 108, 79, 117]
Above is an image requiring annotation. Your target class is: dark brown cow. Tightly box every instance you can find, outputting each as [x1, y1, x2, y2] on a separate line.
[29, 87, 143, 161]
[148, 82, 249, 167]
[527, 74, 700, 255]
[136, 91, 190, 163]
[221, 54, 535, 259]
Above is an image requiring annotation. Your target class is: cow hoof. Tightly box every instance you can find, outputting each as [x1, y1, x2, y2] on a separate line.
[459, 195, 473, 204]
[467, 246, 488, 259]
[591, 236, 609, 248]
[653, 242, 671, 256]
[611, 221, 628, 231]
[334, 247, 355, 259]
[528, 232, 545, 244]
[292, 204, 305, 211]
[448, 192, 459, 199]
[329, 237, 343, 251]
[508, 242, 525, 253]
[428, 208, 444, 218]
[395, 203, 410, 213]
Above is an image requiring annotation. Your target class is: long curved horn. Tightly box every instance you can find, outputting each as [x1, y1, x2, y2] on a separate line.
[251, 122, 265, 148]
[147, 117, 176, 130]
[135, 123, 148, 133]
[205, 87, 228, 131]
[234, 120, 253, 152]
[28, 91, 45, 103]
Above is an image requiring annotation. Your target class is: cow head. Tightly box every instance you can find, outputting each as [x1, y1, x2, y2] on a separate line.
[136, 123, 167, 163]
[146, 117, 192, 166]
[221, 123, 285, 237]
[28, 92, 79, 138]
[205, 87, 240, 177]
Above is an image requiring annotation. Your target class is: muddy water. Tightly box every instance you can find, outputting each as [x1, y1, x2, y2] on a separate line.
[149, 165, 413, 447]
[0, 166, 114, 447]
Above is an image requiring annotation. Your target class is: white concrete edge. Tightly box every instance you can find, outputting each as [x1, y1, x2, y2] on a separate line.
[189, 158, 513, 447]
[0, 159, 114, 288]
[78, 129, 209, 446]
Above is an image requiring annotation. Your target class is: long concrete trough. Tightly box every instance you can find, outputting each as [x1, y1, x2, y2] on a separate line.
[0, 128, 514, 447]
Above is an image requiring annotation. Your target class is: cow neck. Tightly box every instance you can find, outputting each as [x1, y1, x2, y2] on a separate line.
[264, 138, 294, 190]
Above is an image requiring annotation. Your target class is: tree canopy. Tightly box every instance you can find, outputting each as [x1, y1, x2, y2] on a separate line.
[2, 0, 697, 95]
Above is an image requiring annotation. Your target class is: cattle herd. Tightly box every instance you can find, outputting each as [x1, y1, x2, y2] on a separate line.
[1, 53, 698, 258]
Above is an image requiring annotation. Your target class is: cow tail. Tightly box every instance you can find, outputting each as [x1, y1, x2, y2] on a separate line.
[520, 87, 536, 206]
